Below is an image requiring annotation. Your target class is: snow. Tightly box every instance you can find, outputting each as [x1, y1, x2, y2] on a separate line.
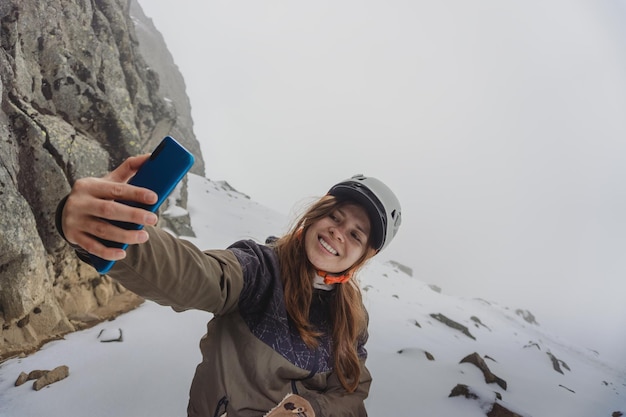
[0, 174, 624, 417]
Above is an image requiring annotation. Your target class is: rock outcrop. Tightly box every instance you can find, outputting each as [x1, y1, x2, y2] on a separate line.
[448, 384, 526, 417]
[430, 313, 476, 340]
[0, 0, 202, 360]
[459, 352, 507, 390]
[15, 365, 70, 390]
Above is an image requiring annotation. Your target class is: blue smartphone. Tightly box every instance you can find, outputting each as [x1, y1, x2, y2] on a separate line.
[91, 136, 195, 274]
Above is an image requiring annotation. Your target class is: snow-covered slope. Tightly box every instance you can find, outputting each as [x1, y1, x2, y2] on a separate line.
[360, 259, 625, 416]
[0, 174, 623, 417]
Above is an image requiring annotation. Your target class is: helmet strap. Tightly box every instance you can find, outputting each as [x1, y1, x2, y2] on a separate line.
[317, 269, 353, 285]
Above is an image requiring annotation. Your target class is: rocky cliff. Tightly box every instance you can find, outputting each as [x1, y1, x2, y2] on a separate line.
[0, 0, 202, 361]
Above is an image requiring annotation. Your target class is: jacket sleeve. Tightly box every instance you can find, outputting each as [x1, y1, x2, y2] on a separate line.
[301, 359, 372, 417]
[107, 226, 244, 315]
[55, 194, 244, 314]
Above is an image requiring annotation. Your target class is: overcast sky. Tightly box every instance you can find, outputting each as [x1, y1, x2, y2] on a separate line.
[136, 0, 626, 356]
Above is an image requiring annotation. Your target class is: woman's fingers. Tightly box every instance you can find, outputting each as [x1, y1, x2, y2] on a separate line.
[71, 230, 127, 261]
[64, 192, 157, 238]
[63, 203, 155, 261]
[77, 218, 151, 257]
[79, 193, 158, 226]
[61, 155, 160, 261]
[106, 154, 151, 183]
[74, 176, 158, 205]
[64, 177, 156, 222]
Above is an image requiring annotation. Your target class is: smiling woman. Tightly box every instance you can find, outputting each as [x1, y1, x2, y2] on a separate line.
[57, 156, 401, 416]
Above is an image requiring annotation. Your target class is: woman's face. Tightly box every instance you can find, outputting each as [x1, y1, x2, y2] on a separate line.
[304, 203, 372, 274]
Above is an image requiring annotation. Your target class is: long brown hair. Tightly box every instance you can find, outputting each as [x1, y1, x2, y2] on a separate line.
[274, 195, 375, 392]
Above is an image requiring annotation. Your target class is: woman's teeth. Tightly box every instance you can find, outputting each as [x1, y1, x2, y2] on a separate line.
[319, 238, 338, 255]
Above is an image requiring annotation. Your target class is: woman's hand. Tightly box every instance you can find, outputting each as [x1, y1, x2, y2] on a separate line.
[61, 154, 159, 261]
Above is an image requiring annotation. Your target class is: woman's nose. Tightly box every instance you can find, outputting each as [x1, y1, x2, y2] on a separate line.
[330, 227, 344, 242]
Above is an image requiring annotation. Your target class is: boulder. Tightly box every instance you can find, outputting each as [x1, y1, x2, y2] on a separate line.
[32, 365, 70, 391]
[460, 352, 507, 390]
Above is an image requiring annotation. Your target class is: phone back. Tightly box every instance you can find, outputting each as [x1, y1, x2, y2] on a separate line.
[90, 136, 195, 273]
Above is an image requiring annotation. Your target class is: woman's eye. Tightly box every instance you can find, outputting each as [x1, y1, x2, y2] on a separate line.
[352, 232, 362, 243]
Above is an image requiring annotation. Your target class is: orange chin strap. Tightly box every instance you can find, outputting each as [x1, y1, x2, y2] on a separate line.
[317, 269, 353, 285]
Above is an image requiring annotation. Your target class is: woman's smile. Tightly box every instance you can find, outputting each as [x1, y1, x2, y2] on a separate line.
[319, 236, 338, 256]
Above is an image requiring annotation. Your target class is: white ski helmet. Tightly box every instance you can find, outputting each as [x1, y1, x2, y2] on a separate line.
[328, 174, 402, 252]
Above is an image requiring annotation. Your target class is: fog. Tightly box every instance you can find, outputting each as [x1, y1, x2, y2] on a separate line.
[137, 0, 626, 361]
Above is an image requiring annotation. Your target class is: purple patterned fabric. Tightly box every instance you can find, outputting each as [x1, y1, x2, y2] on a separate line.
[228, 240, 367, 375]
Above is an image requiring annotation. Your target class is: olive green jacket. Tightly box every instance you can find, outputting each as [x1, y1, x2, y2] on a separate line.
[108, 227, 372, 417]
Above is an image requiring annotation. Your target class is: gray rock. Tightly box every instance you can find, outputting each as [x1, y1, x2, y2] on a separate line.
[0, 0, 202, 360]
[32, 365, 70, 391]
[430, 313, 476, 340]
[460, 352, 507, 391]
[14, 372, 29, 387]
[15, 368, 52, 387]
